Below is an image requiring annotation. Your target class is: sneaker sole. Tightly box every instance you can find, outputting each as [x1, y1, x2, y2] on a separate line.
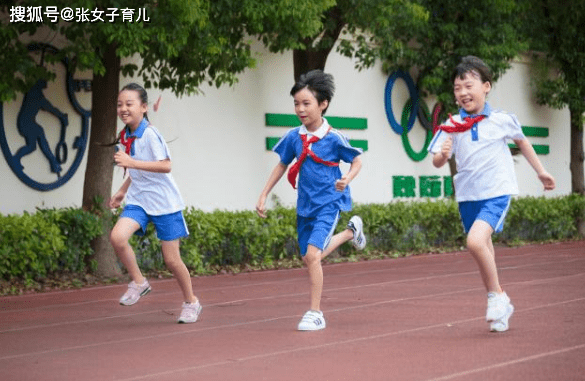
[297, 324, 326, 331]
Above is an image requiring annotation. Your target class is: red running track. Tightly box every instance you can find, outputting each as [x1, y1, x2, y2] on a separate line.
[0, 241, 584, 381]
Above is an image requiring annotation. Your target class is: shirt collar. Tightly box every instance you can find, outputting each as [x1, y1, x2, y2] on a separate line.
[460, 102, 492, 119]
[299, 118, 330, 139]
[127, 118, 149, 138]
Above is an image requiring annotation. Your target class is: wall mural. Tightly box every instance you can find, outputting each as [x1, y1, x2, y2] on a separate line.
[0, 43, 91, 191]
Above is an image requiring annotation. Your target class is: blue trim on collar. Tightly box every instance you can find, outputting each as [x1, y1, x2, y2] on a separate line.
[460, 103, 491, 141]
[459, 102, 492, 118]
[128, 118, 149, 138]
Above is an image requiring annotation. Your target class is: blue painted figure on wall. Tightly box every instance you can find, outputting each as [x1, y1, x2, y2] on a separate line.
[13, 79, 68, 176]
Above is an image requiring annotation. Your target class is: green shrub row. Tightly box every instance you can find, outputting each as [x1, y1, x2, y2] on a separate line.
[132, 194, 585, 272]
[1, 194, 583, 280]
[0, 208, 102, 280]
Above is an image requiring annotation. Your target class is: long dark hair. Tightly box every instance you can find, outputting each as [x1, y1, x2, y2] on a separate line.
[101, 83, 150, 147]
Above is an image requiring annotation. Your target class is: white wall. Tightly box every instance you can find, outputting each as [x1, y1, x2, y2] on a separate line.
[0, 42, 575, 215]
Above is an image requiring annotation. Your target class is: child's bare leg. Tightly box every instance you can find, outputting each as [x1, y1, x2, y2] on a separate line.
[110, 218, 145, 284]
[320, 229, 354, 260]
[466, 220, 502, 293]
[303, 244, 324, 311]
[161, 240, 197, 303]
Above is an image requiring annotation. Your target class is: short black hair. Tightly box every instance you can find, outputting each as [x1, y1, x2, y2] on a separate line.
[451, 56, 492, 85]
[290, 70, 335, 114]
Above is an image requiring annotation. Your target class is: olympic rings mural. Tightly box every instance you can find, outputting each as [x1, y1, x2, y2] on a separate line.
[384, 70, 444, 162]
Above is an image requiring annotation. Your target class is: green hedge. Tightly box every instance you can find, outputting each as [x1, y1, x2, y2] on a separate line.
[0, 208, 102, 280]
[131, 194, 585, 272]
[1, 194, 583, 280]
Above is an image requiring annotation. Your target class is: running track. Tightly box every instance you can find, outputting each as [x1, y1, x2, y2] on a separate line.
[0, 241, 584, 380]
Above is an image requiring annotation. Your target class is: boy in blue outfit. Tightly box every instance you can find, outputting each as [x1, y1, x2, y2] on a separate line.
[429, 56, 555, 332]
[256, 70, 366, 331]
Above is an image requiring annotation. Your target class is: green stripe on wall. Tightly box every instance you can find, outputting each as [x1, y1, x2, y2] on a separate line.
[266, 137, 368, 151]
[266, 137, 280, 150]
[522, 126, 549, 137]
[349, 139, 368, 151]
[509, 143, 549, 155]
[266, 113, 367, 130]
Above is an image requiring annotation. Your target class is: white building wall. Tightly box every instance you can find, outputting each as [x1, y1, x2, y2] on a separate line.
[0, 42, 575, 215]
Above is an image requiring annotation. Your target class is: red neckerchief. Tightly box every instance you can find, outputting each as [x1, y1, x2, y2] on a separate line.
[434, 114, 486, 135]
[119, 128, 136, 177]
[287, 127, 339, 189]
[120, 128, 136, 155]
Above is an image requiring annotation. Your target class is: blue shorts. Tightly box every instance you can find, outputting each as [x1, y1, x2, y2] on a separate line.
[297, 206, 341, 256]
[458, 195, 511, 234]
[121, 204, 189, 241]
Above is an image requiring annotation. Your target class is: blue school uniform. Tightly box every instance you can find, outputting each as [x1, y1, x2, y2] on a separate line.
[272, 119, 362, 254]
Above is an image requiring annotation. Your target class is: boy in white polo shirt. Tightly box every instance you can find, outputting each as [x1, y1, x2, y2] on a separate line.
[429, 56, 555, 332]
[256, 70, 366, 331]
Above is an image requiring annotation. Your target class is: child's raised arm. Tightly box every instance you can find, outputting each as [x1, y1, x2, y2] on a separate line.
[114, 150, 172, 173]
[433, 136, 453, 168]
[514, 138, 556, 190]
[256, 162, 288, 218]
[335, 155, 362, 191]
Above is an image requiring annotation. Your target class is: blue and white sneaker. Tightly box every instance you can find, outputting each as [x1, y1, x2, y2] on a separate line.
[298, 310, 326, 331]
[347, 216, 366, 250]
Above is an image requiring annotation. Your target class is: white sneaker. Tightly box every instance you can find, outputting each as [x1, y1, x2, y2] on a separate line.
[297, 310, 326, 331]
[119, 280, 151, 306]
[347, 216, 366, 250]
[490, 303, 514, 332]
[178, 300, 202, 324]
[486, 292, 514, 332]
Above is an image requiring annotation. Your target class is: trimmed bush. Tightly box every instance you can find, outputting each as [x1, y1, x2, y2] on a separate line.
[129, 195, 584, 272]
[0, 208, 102, 280]
[1, 195, 583, 280]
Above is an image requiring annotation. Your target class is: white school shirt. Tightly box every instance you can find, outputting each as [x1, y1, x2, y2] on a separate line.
[125, 121, 185, 215]
[428, 103, 526, 202]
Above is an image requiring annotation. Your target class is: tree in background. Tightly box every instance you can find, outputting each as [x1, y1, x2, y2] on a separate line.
[259, 0, 429, 81]
[520, 0, 585, 196]
[0, 0, 328, 276]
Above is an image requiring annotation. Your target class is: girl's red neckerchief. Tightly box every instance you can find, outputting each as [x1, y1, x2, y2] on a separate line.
[119, 128, 136, 177]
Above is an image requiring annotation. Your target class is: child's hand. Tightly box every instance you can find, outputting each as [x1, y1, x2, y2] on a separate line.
[114, 150, 134, 169]
[335, 176, 350, 192]
[441, 136, 453, 159]
[108, 191, 125, 209]
[256, 196, 267, 218]
[538, 171, 556, 191]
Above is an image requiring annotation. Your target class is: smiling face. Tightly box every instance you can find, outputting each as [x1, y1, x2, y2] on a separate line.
[117, 89, 147, 131]
[293, 87, 328, 132]
[453, 71, 491, 115]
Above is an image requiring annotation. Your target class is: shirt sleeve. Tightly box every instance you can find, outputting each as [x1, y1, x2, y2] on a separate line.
[145, 128, 170, 161]
[272, 129, 297, 165]
[428, 130, 448, 154]
[335, 131, 362, 163]
[505, 114, 526, 140]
